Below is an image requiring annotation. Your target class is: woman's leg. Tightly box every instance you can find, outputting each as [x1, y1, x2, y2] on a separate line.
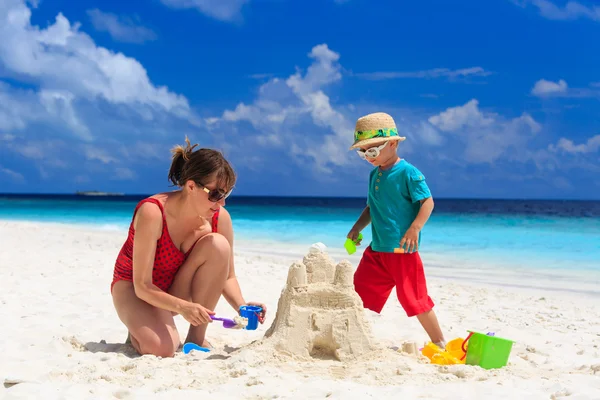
[168, 233, 230, 346]
[112, 280, 180, 357]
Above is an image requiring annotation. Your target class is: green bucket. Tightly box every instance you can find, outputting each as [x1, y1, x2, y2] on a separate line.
[464, 331, 515, 370]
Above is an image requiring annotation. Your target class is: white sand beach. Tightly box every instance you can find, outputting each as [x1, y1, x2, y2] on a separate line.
[1, 220, 599, 399]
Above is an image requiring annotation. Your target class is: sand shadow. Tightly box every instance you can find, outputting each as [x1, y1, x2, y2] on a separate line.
[82, 340, 239, 360]
[84, 340, 140, 358]
[223, 344, 241, 354]
[206, 354, 230, 360]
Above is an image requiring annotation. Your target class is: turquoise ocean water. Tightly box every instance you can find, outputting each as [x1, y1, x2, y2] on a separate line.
[1, 195, 599, 275]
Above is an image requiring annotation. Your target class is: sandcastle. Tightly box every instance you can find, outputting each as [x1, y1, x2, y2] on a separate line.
[263, 243, 376, 361]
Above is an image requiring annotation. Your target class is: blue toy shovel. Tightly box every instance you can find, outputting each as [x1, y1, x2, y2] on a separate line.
[182, 342, 210, 354]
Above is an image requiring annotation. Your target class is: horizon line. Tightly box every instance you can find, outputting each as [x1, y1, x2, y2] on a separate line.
[0, 192, 599, 202]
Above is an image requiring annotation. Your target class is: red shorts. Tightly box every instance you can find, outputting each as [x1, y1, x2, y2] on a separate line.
[354, 246, 434, 317]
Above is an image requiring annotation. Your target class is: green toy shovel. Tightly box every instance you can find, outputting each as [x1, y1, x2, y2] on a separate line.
[344, 233, 363, 255]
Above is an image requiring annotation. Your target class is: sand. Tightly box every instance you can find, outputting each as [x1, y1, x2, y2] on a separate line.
[1, 220, 599, 399]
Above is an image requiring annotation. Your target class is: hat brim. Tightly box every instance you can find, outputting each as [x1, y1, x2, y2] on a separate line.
[349, 136, 406, 150]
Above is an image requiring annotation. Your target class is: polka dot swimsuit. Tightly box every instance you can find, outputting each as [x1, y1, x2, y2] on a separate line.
[111, 198, 219, 292]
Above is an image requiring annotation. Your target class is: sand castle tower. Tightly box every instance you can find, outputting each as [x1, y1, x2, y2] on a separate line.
[264, 243, 376, 361]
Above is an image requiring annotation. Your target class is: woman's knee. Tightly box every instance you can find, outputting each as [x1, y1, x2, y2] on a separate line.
[201, 233, 231, 261]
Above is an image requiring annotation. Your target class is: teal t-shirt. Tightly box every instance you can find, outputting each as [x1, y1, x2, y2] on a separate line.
[367, 159, 431, 253]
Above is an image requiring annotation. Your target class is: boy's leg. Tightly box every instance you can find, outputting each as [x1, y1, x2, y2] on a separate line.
[387, 251, 445, 345]
[416, 310, 445, 347]
[353, 246, 395, 313]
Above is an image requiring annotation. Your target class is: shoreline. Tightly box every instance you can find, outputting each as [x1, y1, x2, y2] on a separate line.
[3, 218, 599, 297]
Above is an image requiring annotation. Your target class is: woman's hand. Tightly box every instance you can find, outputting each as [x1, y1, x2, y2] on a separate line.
[241, 301, 267, 324]
[180, 302, 215, 326]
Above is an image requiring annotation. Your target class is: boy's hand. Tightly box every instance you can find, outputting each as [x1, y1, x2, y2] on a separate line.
[399, 227, 420, 253]
[347, 228, 362, 245]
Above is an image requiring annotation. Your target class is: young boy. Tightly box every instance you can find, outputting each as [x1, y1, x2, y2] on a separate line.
[347, 112, 446, 349]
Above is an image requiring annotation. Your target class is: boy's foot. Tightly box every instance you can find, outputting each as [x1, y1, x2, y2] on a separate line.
[434, 340, 446, 349]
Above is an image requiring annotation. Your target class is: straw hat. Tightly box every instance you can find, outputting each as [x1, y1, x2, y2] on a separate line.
[349, 112, 406, 150]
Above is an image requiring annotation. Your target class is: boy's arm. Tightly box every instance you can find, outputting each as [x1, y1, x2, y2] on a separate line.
[401, 197, 434, 252]
[409, 197, 434, 231]
[351, 205, 372, 232]
[350, 170, 374, 238]
[406, 166, 433, 231]
[401, 167, 434, 252]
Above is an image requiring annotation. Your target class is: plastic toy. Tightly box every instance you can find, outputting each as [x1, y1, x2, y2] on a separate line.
[421, 338, 466, 365]
[463, 331, 515, 370]
[421, 331, 515, 369]
[239, 305, 262, 330]
[210, 315, 247, 329]
[182, 342, 210, 354]
[344, 233, 363, 255]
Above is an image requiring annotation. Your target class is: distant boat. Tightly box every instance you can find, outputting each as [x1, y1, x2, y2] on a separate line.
[75, 191, 125, 196]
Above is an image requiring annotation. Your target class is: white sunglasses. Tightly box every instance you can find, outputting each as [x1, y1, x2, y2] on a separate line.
[356, 141, 388, 159]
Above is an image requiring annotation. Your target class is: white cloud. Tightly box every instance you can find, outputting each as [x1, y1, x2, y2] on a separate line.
[211, 43, 595, 186]
[18, 145, 45, 160]
[39, 90, 90, 139]
[515, 0, 600, 22]
[1, 0, 596, 197]
[428, 99, 542, 163]
[0, 83, 37, 131]
[355, 67, 493, 81]
[530, 78, 600, 98]
[0, 0, 203, 187]
[428, 99, 494, 132]
[86, 9, 157, 44]
[0, 166, 25, 183]
[0, 83, 90, 142]
[0, 0, 189, 113]
[2, 137, 69, 169]
[119, 141, 165, 161]
[531, 79, 568, 96]
[84, 146, 119, 164]
[212, 45, 557, 180]
[112, 167, 136, 180]
[549, 135, 600, 154]
[159, 0, 249, 22]
[216, 44, 354, 173]
[417, 121, 445, 146]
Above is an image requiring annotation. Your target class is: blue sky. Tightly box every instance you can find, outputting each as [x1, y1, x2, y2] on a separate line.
[0, 0, 599, 199]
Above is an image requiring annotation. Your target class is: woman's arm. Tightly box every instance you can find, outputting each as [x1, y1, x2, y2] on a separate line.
[216, 207, 247, 311]
[131, 202, 189, 314]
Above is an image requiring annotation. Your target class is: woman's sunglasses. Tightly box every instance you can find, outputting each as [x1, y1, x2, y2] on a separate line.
[200, 185, 233, 202]
[356, 141, 388, 159]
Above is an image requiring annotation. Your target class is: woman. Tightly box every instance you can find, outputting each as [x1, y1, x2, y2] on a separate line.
[111, 137, 266, 357]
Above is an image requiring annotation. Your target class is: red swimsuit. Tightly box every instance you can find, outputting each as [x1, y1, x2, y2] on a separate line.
[111, 197, 219, 292]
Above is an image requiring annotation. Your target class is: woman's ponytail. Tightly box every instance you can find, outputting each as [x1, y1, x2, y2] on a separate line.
[168, 136, 198, 186]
